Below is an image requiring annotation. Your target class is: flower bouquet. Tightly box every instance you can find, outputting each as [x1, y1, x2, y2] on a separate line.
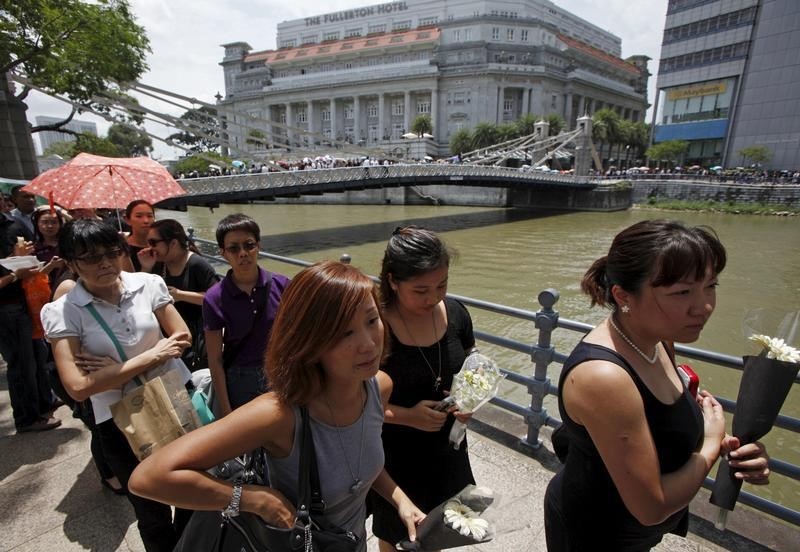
[448, 352, 506, 449]
[709, 308, 800, 529]
[397, 485, 496, 551]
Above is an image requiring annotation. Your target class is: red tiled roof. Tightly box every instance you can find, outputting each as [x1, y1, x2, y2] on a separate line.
[245, 28, 440, 65]
[556, 34, 640, 76]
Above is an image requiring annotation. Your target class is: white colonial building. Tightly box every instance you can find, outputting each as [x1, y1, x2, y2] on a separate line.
[219, 0, 649, 157]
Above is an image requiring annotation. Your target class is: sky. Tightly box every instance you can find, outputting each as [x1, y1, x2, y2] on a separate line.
[23, 0, 669, 159]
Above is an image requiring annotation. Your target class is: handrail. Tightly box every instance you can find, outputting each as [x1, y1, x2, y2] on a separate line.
[188, 234, 800, 527]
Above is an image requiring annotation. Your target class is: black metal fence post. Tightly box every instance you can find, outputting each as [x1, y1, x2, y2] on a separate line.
[523, 289, 560, 449]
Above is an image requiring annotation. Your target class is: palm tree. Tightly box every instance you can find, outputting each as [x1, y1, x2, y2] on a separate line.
[592, 108, 621, 168]
[449, 129, 473, 156]
[544, 113, 565, 136]
[471, 122, 500, 150]
[516, 113, 538, 137]
[497, 122, 519, 143]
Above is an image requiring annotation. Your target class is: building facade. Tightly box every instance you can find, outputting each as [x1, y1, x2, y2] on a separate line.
[652, 0, 800, 169]
[34, 116, 97, 155]
[219, 0, 648, 158]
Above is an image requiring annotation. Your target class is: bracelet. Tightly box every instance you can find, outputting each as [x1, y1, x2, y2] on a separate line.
[222, 481, 243, 518]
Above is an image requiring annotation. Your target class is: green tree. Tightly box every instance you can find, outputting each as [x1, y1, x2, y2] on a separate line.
[449, 129, 473, 156]
[410, 115, 433, 136]
[2, 0, 150, 135]
[246, 129, 267, 150]
[42, 140, 78, 158]
[515, 113, 539, 137]
[73, 133, 121, 157]
[107, 123, 152, 157]
[544, 113, 565, 136]
[471, 122, 499, 149]
[167, 106, 222, 153]
[645, 140, 689, 166]
[592, 108, 621, 165]
[737, 145, 772, 166]
[173, 151, 232, 176]
[497, 122, 519, 143]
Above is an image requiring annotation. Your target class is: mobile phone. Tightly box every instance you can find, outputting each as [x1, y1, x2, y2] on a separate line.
[677, 364, 700, 398]
[434, 396, 457, 411]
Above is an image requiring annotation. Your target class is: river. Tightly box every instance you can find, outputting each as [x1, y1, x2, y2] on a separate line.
[161, 203, 800, 513]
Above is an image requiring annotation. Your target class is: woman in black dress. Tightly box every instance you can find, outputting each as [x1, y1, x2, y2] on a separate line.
[143, 219, 220, 371]
[372, 226, 476, 550]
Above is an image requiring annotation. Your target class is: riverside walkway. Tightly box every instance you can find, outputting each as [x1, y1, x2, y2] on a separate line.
[1, 364, 796, 551]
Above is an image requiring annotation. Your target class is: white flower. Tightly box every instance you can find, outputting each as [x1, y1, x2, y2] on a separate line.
[443, 500, 490, 540]
[750, 334, 800, 363]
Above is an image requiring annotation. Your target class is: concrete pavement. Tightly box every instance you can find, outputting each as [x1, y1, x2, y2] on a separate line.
[2, 363, 797, 551]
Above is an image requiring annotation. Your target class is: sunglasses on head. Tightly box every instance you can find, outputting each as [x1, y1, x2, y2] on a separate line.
[223, 241, 259, 254]
[75, 248, 125, 265]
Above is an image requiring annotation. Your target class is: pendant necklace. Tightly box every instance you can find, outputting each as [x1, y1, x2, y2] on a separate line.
[397, 307, 443, 391]
[323, 387, 366, 494]
[608, 315, 660, 364]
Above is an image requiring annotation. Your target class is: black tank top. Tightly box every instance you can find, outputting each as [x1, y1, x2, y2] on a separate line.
[549, 340, 703, 551]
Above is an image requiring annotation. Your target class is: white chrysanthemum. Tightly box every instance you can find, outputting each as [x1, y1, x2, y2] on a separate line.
[750, 335, 800, 363]
[443, 500, 490, 540]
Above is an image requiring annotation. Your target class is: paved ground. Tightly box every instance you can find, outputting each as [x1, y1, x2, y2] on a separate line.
[1, 363, 797, 551]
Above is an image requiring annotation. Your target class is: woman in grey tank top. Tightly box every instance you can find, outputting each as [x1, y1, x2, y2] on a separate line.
[129, 261, 425, 550]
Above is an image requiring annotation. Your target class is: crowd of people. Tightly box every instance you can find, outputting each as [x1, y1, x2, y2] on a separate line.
[0, 184, 772, 552]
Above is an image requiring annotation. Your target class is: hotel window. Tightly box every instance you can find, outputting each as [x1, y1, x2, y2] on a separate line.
[345, 62, 353, 69]
[464, 29, 472, 41]
[392, 101, 404, 116]
[507, 28, 515, 41]
[368, 103, 378, 117]
[323, 32, 340, 42]
[419, 16, 438, 26]
[551, 94, 558, 109]
[369, 125, 378, 142]
[301, 35, 317, 45]
[521, 29, 528, 42]
[392, 123, 404, 139]
[503, 99, 514, 113]
[417, 101, 431, 114]
[368, 24, 386, 34]
[452, 30, 461, 41]
[393, 20, 411, 32]
[321, 109, 331, 122]
[492, 27, 500, 40]
[344, 105, 354, 119]
[280, 39, 296, 48]
[296, 108, 306, 123]
[344, 28, 361, 38]
[453, 92, 465, 105]
[279, 113, 286, 124]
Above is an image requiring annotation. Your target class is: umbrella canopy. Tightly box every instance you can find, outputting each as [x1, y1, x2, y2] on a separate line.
[21, 153, 185, 209]
[710, 165, 723, 171]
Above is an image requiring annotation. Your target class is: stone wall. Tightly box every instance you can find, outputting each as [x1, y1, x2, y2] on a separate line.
[630, 180, 800, 207]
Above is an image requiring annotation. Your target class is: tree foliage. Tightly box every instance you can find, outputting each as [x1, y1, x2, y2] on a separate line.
[645, 140, 689, 165]
[167, 106, 222, 153]
[544, 113, 565, 136]
[246, 129, 267, 149]
[107, 123, 152, 156]
[737, 145, 772, 166]
[173, 151, 232, 176]
[515, 114, 538, 137]
[496, 122, 519, 143]
[410, 115, 433, 136]
[471, 122, 499, 150]
[449, 129, 473, 156]
[2, 0, 150, 131]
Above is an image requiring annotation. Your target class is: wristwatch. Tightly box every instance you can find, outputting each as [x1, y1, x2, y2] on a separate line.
[222, 481, 243, 518]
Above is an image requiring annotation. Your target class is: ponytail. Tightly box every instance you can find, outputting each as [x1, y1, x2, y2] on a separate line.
[580, 256, 613, 308]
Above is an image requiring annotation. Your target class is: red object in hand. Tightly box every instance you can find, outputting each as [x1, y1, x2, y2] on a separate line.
[677, 364, 700, 398]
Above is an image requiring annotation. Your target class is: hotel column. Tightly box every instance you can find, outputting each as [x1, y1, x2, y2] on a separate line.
[497, 86, 504, 123]
[265, 106, 274, 149]
[353, 95, 361, 144]
[378, 93, 385, 143]
[564, 92, 573, 128]
[522, 88, 530, 116]
[404, 91, 411, 133]
[307, 100, 314, 148]
[330, 98, 337, 144]
[286, 103, 294, 147]
[430, 87, 438, 140]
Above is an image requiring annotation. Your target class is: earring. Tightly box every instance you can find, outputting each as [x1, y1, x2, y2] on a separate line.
[621, 305, 630, 314]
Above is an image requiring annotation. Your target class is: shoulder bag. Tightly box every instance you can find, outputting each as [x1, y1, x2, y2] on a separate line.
[174, 407, 360, 552]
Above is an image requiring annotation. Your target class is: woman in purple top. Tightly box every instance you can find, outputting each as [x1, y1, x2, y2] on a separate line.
[202, 214, 289, 416]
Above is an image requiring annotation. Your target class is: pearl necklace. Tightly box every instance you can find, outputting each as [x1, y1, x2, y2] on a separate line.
[608, 315, 660, 364]
[397, 307, 442, 391]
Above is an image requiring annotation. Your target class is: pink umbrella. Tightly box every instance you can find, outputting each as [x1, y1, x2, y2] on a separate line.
[22, 153, 185, 208]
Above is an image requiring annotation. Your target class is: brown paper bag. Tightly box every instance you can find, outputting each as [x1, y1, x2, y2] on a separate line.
[159, 369, 202, 433]
[111, 375, 193, 461]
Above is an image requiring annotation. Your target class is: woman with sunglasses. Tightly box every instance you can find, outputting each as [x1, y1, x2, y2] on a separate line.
[144, 219, 220, 371]
[202, 213, 290, 415]
[40, 219, 193, 551]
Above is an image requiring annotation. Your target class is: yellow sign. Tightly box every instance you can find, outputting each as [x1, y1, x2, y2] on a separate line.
[667, 82, 727, 101]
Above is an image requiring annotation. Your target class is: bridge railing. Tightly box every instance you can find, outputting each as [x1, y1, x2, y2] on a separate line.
[189, 235, 800, 528]
[178, 164, 590, 196]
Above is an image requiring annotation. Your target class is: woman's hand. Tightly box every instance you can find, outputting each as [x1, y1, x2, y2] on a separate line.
[74, 352, 121, 374]
[167, 286, 184, 302]
[396, 496, 426, 543]
[452, 410, 473, 424]
[41, 256, 66, 275]
[13, 265, 41, 281]
[13, 239, 34, 256]
[137, 247, 157, 272]
[151, 331, 192, 362]
[721, 437, 770, 485]
[249, 486, 296, 528]
[697, 390, 726, 446]
[408, 400, 448, 432]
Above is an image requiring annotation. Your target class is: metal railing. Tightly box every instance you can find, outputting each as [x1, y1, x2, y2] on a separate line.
[189, 234, 800, 527]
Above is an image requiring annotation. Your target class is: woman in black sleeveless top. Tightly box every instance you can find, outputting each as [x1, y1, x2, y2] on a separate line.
[544, 220, 771, 551]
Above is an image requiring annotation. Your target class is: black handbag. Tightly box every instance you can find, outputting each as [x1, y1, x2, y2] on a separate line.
[174, 407, 360, 552]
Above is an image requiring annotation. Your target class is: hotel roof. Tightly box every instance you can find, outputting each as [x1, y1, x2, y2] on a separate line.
[557, 34, 640, 76]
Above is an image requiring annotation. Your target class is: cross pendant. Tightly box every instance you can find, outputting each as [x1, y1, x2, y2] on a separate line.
[434, 376, 442, 390]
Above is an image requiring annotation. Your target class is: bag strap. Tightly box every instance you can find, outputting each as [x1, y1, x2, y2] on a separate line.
[297, 407, 326, 520]
[84, 303, 145, 386]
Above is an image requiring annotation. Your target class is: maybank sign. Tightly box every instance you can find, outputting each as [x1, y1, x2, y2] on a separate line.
[305, 2, 409, 26]
[667, 82, 727, 101]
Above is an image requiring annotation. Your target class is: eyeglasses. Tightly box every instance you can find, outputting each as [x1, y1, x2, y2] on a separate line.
[223, 241, 259, 254]
[75, 248, 125, 265]
[147, 238, 168, 247]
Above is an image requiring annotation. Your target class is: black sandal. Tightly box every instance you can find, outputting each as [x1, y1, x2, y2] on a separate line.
[101, 478, 127, 495]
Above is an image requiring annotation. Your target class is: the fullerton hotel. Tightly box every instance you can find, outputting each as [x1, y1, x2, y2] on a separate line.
[219, 0, 649, 156]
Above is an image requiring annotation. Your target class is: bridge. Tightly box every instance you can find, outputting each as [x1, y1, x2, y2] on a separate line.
[158, 163, 599, 209]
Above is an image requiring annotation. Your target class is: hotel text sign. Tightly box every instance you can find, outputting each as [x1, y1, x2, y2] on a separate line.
[667, 82, 727, 101]
[305, 2, 409, 26]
